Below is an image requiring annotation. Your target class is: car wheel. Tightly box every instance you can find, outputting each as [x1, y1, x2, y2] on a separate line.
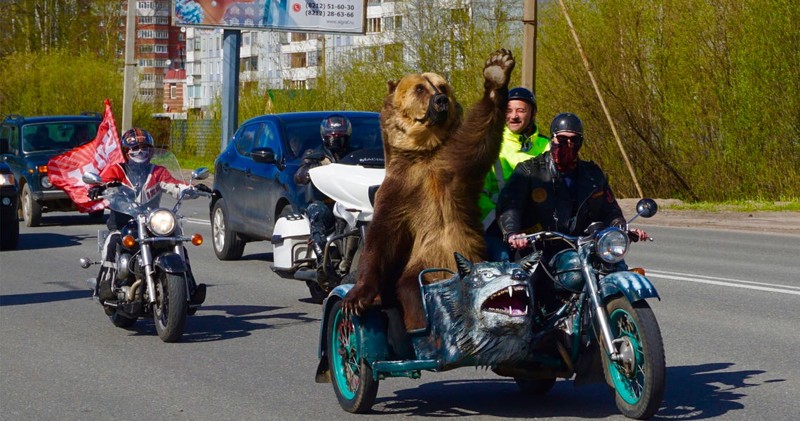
[21, 183, 42, 227]
[211, 198, 245, 260]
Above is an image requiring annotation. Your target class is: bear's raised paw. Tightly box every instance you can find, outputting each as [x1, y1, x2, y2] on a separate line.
[483, 48, 515, 90]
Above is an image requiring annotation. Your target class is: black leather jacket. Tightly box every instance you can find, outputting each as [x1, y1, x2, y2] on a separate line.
[497, 152, 626, 239]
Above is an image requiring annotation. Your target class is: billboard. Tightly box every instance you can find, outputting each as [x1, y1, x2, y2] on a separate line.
[174, 0, 366, 34]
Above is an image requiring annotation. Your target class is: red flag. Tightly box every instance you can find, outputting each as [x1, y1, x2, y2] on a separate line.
[47, 99, 125, 212]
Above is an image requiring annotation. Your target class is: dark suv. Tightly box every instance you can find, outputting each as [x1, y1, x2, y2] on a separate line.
[210, 111, 381, 260]
[1, 113, 103, 226]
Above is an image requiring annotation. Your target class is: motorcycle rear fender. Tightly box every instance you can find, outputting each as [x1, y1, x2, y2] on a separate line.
[599, 271, 660, 303]
[316, 284, 391, 383]
[153, 252, 187, 274]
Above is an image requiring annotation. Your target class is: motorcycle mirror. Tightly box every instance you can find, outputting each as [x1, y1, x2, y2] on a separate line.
[79, 257, 95, 268]
[191, 167, 210, 181]
[82, 172, 102, 185]
[636, 198, 658, 218]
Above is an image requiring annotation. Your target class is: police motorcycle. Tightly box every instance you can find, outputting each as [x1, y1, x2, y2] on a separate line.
[315, 198, 665, 420]
[80, 149, 212, 342]
[270, 149, 385, 302]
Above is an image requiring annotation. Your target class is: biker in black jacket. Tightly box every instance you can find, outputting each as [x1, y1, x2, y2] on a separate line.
[497, 113, 646, 256]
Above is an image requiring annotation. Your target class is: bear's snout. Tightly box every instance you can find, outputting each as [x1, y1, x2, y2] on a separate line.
[425, 93, 449, 125]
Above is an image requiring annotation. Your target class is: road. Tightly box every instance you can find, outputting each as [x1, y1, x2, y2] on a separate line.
[1, 202, 799, 420]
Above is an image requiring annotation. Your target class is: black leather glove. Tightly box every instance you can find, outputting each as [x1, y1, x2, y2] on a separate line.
[196, 183, 212, 193]
[88, 185, 105, 200]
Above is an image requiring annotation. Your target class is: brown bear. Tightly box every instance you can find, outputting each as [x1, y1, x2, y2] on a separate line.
[342, 48, 516, 331]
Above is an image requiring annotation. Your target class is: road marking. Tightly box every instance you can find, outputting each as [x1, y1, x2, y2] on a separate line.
[184, 217, 210, 226]
[647, 269, 800, 296]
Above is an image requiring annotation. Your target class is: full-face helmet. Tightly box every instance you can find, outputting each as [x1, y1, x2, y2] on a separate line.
[320, 115, 352, 153]
[121, 128, 154, 163]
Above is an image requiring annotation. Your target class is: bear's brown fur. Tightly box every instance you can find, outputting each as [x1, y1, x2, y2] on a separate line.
[342, 49, 516, 331]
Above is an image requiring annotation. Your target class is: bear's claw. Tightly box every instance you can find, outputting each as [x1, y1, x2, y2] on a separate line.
[483, 48, 515, 89]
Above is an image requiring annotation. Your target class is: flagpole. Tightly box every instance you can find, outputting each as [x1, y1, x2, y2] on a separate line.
[122, 0, 136, 132]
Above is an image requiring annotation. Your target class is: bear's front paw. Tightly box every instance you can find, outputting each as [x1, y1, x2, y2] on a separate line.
[483, 48, 515, 90]
[342, 284, 378, 316]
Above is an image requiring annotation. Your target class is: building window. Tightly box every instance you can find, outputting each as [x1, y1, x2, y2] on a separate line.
[450, 7, 469, 25]
[155, 30, 169, 39]
[154, 45, 168, 53]
[138, 30, 154, 39]
[289, 52, 306, 68]
[170, 85, 177, 99]
[291, 32, 307, 42]
[367, 17, 381, 33]
[138, 44, 154, 53]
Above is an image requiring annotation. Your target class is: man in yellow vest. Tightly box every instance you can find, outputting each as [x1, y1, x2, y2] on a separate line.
[480, 87, 549, 261]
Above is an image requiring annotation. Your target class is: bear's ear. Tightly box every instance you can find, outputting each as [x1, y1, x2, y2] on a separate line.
[454, 252, 473, 277]
[387, 80, 398, 94]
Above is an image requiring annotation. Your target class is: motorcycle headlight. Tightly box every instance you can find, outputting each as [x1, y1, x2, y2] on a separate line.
[148, 209, 176, 236]
[596, 228, 629, 263]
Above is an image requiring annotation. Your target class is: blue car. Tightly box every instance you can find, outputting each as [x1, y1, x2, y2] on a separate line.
[1, 113, 103, 226]
[210, 111, 382, 260]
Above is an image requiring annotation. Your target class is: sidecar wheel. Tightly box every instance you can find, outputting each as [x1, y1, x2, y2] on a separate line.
[603, 296, 665, 420]
[515, 377, 556, 395]
[211, 199, 245, 260]
[153, 272, 188, 342]
[327, 300, 378, 413]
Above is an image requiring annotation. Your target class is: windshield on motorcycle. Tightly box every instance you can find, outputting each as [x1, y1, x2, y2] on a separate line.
[102, 148, 185, 217]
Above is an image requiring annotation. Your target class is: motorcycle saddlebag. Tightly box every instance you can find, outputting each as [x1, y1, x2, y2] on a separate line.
[271, 214, 311, 270]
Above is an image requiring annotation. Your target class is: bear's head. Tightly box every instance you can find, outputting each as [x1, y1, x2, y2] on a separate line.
[381, 72, 463, 154]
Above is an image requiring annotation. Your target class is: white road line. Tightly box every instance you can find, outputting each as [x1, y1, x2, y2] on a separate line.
[647, 270, 800, 296]
[184, 218, 210, 226]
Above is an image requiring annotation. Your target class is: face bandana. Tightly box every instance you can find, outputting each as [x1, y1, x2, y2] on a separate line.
[551, 141, 578, 173]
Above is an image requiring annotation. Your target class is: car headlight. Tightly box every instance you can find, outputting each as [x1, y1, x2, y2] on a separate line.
[0, 173, 14, 186]
[148, 209, 176, 236]
[41, 175, 52, 188]
[596, 228, 629, 263]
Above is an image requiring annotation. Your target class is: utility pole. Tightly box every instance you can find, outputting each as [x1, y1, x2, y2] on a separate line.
[521, 0, 538, 94]
[122, 0, 136, 132]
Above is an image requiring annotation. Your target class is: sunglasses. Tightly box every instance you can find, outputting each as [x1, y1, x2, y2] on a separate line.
[554, 134, 582, 144]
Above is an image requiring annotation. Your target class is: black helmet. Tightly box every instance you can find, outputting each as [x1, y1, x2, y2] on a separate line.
[508, 87, 537, 113]
[320, 114, 352, 152]
[550, 113, 583, 136]
[121, 128, 154, 151]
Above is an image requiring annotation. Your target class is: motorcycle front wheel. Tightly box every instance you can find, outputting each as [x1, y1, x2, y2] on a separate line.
[603, 296, 666, 420]
[153, 272, 188, 342]
[327, 299, 378, 413]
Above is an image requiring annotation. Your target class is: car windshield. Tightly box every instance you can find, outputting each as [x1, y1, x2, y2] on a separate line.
[283, 115, 382, 157]
[22, 122, 100, 153]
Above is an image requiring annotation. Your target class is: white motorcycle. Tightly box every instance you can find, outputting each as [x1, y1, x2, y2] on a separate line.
[270, 152, 384, 302]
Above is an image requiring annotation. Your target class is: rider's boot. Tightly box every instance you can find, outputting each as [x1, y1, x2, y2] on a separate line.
[96, 266, 116, 303]
[312, 242, 331, 290]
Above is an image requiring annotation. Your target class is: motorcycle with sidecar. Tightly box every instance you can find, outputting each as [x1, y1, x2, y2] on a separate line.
[270, 150, 384, 302]
[315, 198, 665, 419]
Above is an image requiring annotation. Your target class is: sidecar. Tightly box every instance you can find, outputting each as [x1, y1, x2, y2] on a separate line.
[315, 256, 536, 413]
